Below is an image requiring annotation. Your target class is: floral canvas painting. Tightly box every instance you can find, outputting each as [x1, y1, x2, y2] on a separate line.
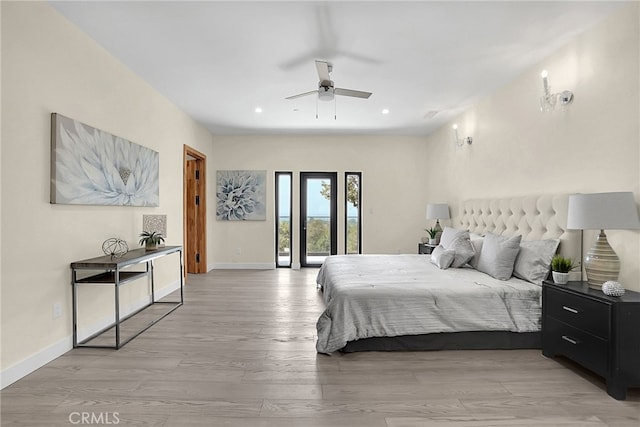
[216, 170, 266, 220]
[50, 113, 159, 206]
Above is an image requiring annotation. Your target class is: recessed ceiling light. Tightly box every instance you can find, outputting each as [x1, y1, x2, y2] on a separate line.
[255, 107, 263, 113]
[382, 109, 390, 115]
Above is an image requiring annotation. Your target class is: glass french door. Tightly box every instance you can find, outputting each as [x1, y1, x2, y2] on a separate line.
[275, 172, 292, 267]
[300, 172, 337, 267]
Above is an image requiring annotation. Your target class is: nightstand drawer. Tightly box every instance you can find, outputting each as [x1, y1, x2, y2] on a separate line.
[545, 317, 608, 377]
[545, 287, 610, 339]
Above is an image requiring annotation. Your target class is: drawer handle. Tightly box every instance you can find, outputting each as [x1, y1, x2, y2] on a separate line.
[562, 335, 578, 345]
[562, 305, 579, 314]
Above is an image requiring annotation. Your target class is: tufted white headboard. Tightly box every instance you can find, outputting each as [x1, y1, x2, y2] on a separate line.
[453, 194, 581, 263]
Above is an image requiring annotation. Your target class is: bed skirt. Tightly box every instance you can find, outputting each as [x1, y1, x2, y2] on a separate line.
[340, 331, 541, 353]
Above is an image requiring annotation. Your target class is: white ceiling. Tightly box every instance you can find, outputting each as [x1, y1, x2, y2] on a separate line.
[49, 1, 626, 136]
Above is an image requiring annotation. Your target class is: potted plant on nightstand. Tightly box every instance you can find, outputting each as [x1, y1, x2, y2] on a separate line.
[425, 227, 438, 245]
[551, 255, 577, 284]
[139, 231, 164, 251]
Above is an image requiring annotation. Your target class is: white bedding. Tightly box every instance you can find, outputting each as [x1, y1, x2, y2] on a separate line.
[315, 254, 542, 354]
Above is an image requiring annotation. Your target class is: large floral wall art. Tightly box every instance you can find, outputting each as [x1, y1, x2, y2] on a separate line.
[216, 170, 266, 221]
[50, 113, 159, 206]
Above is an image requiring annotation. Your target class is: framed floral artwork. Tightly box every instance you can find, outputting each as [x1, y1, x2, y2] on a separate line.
[50, 113, 159, 206]
[216, 170, 266, 220]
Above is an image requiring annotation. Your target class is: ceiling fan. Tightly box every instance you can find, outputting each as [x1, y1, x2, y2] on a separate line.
[286, 60, 372, 102]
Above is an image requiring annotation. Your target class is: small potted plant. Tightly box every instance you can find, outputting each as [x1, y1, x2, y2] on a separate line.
[551, 255, 577, 284]
[139, 231, 165, 251]
[425, 227, 438, 245]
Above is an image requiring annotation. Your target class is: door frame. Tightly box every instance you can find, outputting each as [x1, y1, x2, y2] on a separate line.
[300, 172, 337, 267]
[183, 145, 207, 275]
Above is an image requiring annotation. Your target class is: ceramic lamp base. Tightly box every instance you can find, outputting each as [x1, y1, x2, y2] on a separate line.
[434, 220, 443, 245]
[585, 230, 620, 288]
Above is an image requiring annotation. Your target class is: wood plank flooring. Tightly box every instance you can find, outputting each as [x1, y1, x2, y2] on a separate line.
[2, 268, 639, 426]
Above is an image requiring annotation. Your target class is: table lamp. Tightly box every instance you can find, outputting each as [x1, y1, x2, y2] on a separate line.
[426, 203, 450, 244]
[567, 192, 640, 288]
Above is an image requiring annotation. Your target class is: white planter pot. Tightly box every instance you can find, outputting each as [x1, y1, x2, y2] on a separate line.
[428, 238, 437, 245]
[552, 271, 569, 284]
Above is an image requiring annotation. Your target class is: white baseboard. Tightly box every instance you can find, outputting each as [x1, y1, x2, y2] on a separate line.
[1, 279, 181, 390]
[1, 336, 71, 389]
[212, 263, 276, 270]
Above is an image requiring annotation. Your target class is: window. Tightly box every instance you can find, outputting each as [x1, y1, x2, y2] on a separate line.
[345, 172, 362, 254]
[275, 172, 292, 267]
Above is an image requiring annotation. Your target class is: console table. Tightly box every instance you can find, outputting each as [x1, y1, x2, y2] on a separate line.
[71, 245, 184, 349]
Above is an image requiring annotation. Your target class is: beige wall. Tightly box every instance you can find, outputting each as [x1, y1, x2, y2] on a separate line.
[1, 1, 214, 383]
[422, 3, 640, 290]
[210, 135, 429, 268]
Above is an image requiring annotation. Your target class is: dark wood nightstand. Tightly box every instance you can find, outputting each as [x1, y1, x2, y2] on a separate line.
[542, 280, 640, 400]
[418, 243, 437, 254]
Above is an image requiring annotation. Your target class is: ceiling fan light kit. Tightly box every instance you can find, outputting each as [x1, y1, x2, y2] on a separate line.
[318, 84, 335, 101]
[286, 60, 372, 117]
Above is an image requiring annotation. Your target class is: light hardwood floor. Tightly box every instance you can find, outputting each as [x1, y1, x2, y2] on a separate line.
[2, 268, 639, 426]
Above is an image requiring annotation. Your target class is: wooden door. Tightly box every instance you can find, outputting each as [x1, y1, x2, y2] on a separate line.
[184, 146, 207, 274]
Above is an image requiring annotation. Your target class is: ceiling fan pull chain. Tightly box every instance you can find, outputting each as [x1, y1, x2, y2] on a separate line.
[334, 97, 337, 120]
[316, 96, 318, 119]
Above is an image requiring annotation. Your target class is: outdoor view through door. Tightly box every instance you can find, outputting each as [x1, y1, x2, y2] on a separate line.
[345, 172, 362, 254]
[275, 172, 292, 267]
[300, 172, 337, 267]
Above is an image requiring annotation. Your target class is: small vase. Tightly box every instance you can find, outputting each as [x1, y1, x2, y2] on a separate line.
[428, 238, 437, 245]
[145, 242, 158, 251]
[552, 271, 569, 284]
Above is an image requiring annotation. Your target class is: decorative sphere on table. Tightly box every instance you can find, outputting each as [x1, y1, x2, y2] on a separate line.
[602, 281, 625, 297]
[102, 238, 129, 258]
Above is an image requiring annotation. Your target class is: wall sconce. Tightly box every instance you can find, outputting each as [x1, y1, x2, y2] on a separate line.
[540, 70, 574, 112]
[452, 124, 472, 147]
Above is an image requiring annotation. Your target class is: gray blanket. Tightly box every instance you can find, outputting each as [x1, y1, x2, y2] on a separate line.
[316, 254, 542, 353]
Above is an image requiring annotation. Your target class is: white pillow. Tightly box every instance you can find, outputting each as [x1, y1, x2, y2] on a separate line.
[430, 245, 455, 269]
[513, 239, 560, 285]
[476, 232, 522, 280]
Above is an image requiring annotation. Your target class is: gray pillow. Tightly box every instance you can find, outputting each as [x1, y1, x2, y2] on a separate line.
[448, 233, 476, 268]
[476, 233, 522, 280]
[513, 239, 560, 285]
[430, 245, 455, 269]
[468, 234, 484, 269]
[440, 227, 464, 249]
[439, 227, 476, 268]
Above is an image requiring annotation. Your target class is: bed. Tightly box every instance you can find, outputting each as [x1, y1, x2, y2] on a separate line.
[316, 195, 580, 354]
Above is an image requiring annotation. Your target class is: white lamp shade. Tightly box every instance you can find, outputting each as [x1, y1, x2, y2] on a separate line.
[426, 203, 450, 220]
[567, 192, 640, 230]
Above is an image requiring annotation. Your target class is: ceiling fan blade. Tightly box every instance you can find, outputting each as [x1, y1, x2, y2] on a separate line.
[285, 90, 318, 100]
[334, 88, 372, 99]
[315, 60, 331, 82]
